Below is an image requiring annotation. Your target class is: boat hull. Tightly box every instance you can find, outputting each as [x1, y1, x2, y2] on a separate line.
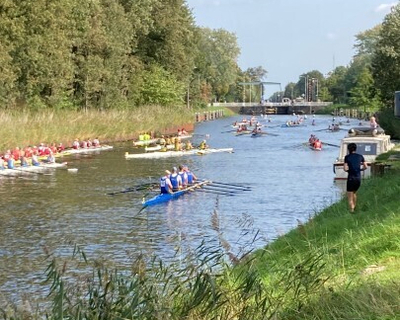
[142, 180, 210, 207]
[125, 148, 234, 159]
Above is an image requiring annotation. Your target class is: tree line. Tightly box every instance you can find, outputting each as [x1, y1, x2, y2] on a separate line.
[0, 0, 266, 110]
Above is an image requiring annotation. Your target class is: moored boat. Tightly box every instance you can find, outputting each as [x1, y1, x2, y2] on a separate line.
[333, 127, 395, 180]
[125, 148, 234, 159]
[142, 180, 210, 207]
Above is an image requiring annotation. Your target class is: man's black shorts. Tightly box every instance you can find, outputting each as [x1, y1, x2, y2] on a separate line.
[347, 176, 361, 192]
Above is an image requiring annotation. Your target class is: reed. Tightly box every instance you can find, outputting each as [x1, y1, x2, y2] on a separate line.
[0, 106, 194, 151]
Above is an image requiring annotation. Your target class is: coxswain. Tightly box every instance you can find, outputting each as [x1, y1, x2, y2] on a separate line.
[169, 167, 182, 191]
[72, 139, 80, 149]
[178, 165, 188, 188]
[199, 140, 208, 150]
[184, 165, 197, 184]
[160, 170, 173, 194]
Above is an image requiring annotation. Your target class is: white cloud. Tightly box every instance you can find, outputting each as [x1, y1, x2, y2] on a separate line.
[375, 2, 397, 13]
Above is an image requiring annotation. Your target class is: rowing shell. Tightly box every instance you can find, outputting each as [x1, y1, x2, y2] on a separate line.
[125, 148, 234, 159]
[63, 145, 113, 154]
[142, 180, 210, 207]
[133, 135, 192, 147]
[0, 162, 68, 176]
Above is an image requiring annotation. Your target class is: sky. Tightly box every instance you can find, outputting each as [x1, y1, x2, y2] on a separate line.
[186, 0, 397, 94]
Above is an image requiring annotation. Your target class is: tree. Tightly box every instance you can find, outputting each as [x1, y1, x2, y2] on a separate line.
[349, 67, 382, 112]
[371, 3, 400, 105]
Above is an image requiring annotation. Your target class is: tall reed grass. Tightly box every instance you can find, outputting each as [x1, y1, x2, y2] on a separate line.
[0, 106, 194, 151]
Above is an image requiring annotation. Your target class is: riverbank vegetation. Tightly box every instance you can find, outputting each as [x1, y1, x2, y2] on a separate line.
[0, 106, 194, 150]
[3, 159, 399, 319]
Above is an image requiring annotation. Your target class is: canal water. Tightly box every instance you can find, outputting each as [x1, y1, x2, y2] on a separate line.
[0, 114, 354, 305]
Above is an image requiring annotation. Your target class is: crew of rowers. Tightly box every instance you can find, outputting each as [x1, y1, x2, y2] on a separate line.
[0, 138, 101, 169]
[308, 134, 322, 149]
[160, 165, 198, 194]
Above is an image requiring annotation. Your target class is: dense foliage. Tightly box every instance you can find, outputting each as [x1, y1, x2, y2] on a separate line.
[0, 0, 267, 110]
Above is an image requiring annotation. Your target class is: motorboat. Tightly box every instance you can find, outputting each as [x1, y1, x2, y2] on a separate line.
[333, 127, 395, 180]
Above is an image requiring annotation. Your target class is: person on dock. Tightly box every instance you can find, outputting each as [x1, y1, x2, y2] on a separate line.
[370, 116, 378, 129]
[160, 170, 173, 194]
[169, 167, 182, 191]
[344, 143, 368, 213]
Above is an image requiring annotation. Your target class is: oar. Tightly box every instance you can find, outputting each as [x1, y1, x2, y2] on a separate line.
[107, 182, 158, 196]
[321, 142, 340, 148]
[196, 189, 235, 196]
[200, 179, 251, 188]
[202, 186, 242, 194]
[203, 181, 251, 191]
[201, 185, 246, 193]
[221, 129, 236, 133]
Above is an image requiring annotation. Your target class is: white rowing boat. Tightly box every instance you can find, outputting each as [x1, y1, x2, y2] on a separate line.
[125, 148, 234, 159]
[144, 144, 175, 152]
[0, 162, 68, 176]
[62, 145, 113, 154]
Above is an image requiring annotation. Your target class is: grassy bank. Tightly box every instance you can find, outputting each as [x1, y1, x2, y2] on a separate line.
[0, 106, 194, 151]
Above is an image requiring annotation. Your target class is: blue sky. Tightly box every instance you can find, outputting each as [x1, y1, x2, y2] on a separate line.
[186, 0, 397, 94]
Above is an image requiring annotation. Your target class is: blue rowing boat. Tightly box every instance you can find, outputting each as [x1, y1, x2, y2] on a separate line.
[142, 180, 210, 207]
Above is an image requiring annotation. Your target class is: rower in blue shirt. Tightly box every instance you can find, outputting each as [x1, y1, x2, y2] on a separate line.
[160, 170, 173, 194]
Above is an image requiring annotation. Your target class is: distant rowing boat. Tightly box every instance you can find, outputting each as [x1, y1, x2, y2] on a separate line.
[142, 180, 210, 207]
[125, 148, 234, 159]
[133, 135, 192, 147]
[63, 145, 113, 154]
[0, 162, 67, 176]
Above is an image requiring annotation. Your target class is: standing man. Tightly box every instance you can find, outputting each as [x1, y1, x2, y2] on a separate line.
[344, 143, 368, 213]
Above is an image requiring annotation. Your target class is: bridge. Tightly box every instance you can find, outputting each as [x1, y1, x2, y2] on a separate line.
[209, 101, 333, 115]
